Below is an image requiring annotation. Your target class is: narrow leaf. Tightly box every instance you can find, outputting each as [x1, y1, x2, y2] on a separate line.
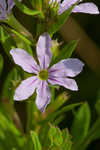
[51, 40, 78, 66]
[71, 103, 91, 150]
[0, 54, 4, 76]
[48, 6, 73, 36]
[31, 131, 42, 150]
[14, 0, 42, 16]
[44, 103, 81, 122]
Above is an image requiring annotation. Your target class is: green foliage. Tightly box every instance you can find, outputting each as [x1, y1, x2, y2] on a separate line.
[14, 0, 42, 16]
[0, 54, 4, 76]
[0, 26, 16, 57]
[0, 106, 25, 150]
[48, 6, 73, 36]
[48, 125, 63, 146]
[5, 14, 34, 44]
[95, 89, 100, 116]
[48, 124, 72, 150]
[1, 68, 21, 103]
[71, 103, 91, 147]
[51, 40, 78, 66]
[43, 103, 81, 123]
[31, 131, 42, 150]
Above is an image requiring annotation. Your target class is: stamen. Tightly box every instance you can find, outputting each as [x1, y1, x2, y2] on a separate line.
[38, 69, 49, 80]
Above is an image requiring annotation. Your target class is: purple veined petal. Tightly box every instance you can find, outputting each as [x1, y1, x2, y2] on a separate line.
[10, 48, 40, 74]
[49, 58, 84, 78]
[58, 0, 82, 14]
[0, 0, 7, 20]
[0, 0, 6, 11]
[49, 0, 61, 4]
[7, 0, 15, 13]
[36, 33, 52, 69]
[14, 76, 40, 100]
[0, 11, 7, 20]
[48, 77, 78, 91]
[36, 81, 51, 112]
[72, 3, 100, 14]
[7, 0, 22, 13]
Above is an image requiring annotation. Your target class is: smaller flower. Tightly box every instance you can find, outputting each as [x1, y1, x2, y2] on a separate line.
[0, 0, 21, 20]
[49, 0, 99, 15]
[10, 33, 84, 112]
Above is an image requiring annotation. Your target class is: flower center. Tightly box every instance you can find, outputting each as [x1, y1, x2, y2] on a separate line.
[38, 69, 49, 80]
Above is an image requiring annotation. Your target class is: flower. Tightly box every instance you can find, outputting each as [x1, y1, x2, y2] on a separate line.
[49, 0, 99, 15]
[10, 33, 84, 112]
[0, 0, 21, 20]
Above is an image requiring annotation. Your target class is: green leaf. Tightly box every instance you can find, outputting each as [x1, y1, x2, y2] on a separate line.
[1, 68, 21, 103]
[48, 125, 63, 146]
[48, 125, 72, 150]
[71, 103, 91, 150]
[14, 0, 42, 16]
[2, 24, 33, 46]
[0, 54, 4, 76]
[95, 100, 100, 116]
[87, 118, 100, 141]
[62, 129, 72, 150]
[34, 0, 42, 8]
[95, 89, 100, 116]
[75, 118, 100, 150]
[48, 6, 73, 36]
[44, 103, 81, 122]
[51, 40, 78, 66]
[5, 14, 34, 43]
[47, 92, 69, 112]
[0, 107, 25, 149]
[0, 26, 16, 57]
[31, 131, 42, 150]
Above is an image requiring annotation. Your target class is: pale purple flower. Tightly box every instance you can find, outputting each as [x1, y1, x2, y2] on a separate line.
[49, 0, 99, 15]
[0, 0, 21, 20]
[10, 33, 84, 112]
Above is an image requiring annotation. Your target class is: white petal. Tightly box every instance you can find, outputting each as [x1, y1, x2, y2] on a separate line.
[48, 77, 78, 91]
[36, 33, 52, 69]
[58, 0, 82, 14]
[14, 76, 40, 100]
[0, 0, 7, 20]
[36, 81, 51, 112]
[49, 58, 84, 77]
[7, 0, 22, 12]
[7, 0, 15, 12]
[10, 48, 40, 74]
[72, 3, 100, 14]
[49, 0, 61, 4]
[0, 0, 6, 11]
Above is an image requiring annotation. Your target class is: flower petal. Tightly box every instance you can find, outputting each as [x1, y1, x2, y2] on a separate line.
[10, 48, 40, 74]
[7, 0, 22, 12]
[72, 3, 100, 14]
[14, 76, 40, 100]
[36, 81, 51, 112]
[0, 0, 6, 11]
[0, 0, 7, 20]
[58, 0, 82, 14]
[36, 33, 52, 69]
[7, 0, 15, 13]
[49, 0, 61, 4]
[48, 77, 78, 91]
[0, 12, 7, 20]
[49, 58, 84, 77]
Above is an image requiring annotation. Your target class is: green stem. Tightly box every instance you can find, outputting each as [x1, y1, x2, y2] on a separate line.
[4, 14, 35, 44]
[26, 100, 36, 134]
